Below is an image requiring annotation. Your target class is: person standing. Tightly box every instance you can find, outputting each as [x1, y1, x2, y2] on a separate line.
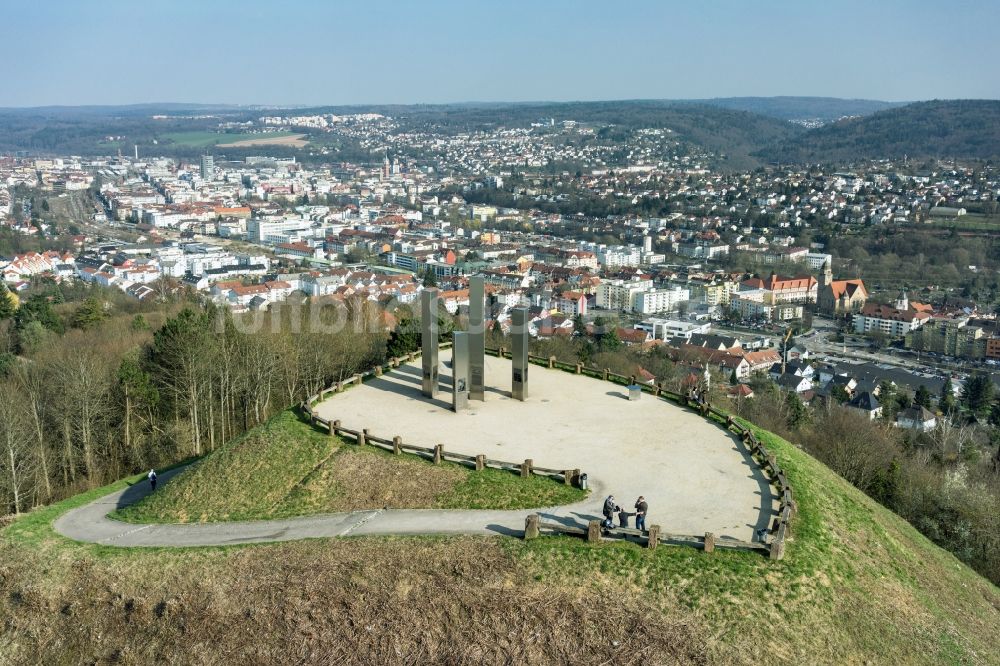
[634, 496, 648, 531]
[148, 469, 157, 492]
[602, 495, 616, 529]
[617, 506, 634, 528]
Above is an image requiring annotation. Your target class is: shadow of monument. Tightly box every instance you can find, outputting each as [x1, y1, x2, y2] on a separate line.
[362, 373, 455, 411]
[485, 524, 522, 537]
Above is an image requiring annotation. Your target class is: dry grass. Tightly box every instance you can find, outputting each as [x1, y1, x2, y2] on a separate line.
[0, 537, 706, 665]
[283, 446, 465, 513]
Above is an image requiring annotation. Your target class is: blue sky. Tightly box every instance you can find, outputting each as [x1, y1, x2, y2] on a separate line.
[3, 0, 998, 106]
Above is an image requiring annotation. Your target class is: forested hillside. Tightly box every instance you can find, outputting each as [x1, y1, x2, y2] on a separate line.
[758, 99, 1000, 163]
[694, 96, 903, 122]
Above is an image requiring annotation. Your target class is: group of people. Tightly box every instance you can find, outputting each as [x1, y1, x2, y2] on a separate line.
[602, 495, 648, 531]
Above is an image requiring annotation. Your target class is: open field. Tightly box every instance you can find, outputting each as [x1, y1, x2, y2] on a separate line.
[217, 133, 309, 147]
[2, 413, 998, 663]
[161, 130, 303, 148]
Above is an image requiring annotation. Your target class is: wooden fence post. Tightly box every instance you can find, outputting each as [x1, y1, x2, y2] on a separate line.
[332, 420, 341, 436]
[524, 514, 540, 540]
[603, 368, 610, 381]
[336, 381, 343, 393]
[587, 520, 602, 543]
[521, 459, 532, 478]
[575, 362, 582, 375]
[374, 365, 383, 377]
[703, 532, 715, 553]
[548, 355, 556, 369]
[358, 429, 368, 447]
[475, 454, 485, 471]
[647, 525, 660, 550]
[433, 444, 443, 464]
[392, 436, 402, 455]
[563, 469, 574, 485]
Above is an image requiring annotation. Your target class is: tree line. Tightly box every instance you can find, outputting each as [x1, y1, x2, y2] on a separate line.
[0, 284, 386, 514]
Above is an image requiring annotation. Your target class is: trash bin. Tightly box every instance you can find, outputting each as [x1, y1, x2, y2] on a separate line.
[627, 384, 642, 401]
[579, 473, 588, 491]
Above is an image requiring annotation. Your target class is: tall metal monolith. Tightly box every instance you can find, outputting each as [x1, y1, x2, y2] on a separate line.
[511, 306, 529, 401]
[452, 331, 469, 412]
[421, 288, 439, 397]
[469, 275, 486, 401]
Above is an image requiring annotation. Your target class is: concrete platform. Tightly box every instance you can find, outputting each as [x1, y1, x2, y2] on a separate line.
[316, 350, 776, 541]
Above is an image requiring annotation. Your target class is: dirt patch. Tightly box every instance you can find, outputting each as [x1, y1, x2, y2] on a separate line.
[217, 133, 309, 148]
[291, 448, 465, 512]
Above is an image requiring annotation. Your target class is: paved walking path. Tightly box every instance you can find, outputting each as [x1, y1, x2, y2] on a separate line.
[54, 352, 776, 548]
[54, 466, 602, 547]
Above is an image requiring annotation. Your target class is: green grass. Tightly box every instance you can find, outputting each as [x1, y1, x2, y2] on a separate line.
[510, 420, 1000, 663]
[161, 130, 298, 147]
[2, 412, 998, 663]
[115, 409, 585, 524]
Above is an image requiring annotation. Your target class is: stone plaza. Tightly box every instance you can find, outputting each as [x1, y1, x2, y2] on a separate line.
[315, 344, 776, 541]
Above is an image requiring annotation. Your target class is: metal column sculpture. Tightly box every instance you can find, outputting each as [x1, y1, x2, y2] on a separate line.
[468, 275, 486, 401]
[452, 332, 469, 412]
[421, 288, 439, 398]
[511, 306, 529, 401]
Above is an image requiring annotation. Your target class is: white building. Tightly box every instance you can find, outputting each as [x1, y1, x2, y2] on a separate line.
[630, 286, 690, 314]
[636, 318, 711, 341]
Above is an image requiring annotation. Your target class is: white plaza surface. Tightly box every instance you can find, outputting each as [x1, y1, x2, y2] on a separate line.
[316, 350, 776, 541]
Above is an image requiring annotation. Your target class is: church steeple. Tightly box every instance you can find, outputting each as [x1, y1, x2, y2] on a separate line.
[820, 259, 832, 289]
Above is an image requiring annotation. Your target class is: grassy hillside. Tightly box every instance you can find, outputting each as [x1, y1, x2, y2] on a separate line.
[0, 420, 997, 663]
[758, 99, 1000, 163]
[116, 409, 585, 523]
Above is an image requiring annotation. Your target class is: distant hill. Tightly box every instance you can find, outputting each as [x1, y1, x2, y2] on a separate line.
[350, 101, 804, 170]
[0, 100, 802, 170]
[691, 96, 905, 122]
[758, 99, 1000, 163]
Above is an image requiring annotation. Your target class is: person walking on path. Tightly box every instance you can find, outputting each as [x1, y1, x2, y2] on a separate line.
[148, 469, 157, 492]
[634, 496, 648, 531]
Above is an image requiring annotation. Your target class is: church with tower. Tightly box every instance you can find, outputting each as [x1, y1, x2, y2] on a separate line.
[817, 260, 868, 316]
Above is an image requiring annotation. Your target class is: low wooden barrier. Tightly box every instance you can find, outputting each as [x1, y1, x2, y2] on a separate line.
[300, 342, 793, 560]
[524, 513, 770, 554]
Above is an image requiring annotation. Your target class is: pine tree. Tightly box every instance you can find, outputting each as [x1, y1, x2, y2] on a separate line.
[0, 283, 15, 320]
[914, 385, 932, 410]
[940, 377, 956, 415]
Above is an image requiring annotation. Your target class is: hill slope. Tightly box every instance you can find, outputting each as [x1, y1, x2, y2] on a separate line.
[694, 96, 904, 122]
[115, 409, 584, 523]
[758, 99, 1000, 163]
[1, 419, 997, 663]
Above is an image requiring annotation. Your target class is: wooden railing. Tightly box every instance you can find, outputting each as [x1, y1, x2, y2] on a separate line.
[301, 342, 794, 560]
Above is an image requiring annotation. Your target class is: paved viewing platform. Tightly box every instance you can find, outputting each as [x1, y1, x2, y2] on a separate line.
[316, 350, 775, 541]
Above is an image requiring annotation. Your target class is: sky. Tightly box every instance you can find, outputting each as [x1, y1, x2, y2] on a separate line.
[2, 0, 999, 107]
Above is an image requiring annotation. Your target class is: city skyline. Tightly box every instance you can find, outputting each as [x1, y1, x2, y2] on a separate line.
[2, 0, 999, 107]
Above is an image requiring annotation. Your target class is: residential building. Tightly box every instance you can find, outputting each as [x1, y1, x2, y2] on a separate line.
[905, 316, 986, 359]
[855, 294, 931, 338]
[896, 406, 937, 432]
